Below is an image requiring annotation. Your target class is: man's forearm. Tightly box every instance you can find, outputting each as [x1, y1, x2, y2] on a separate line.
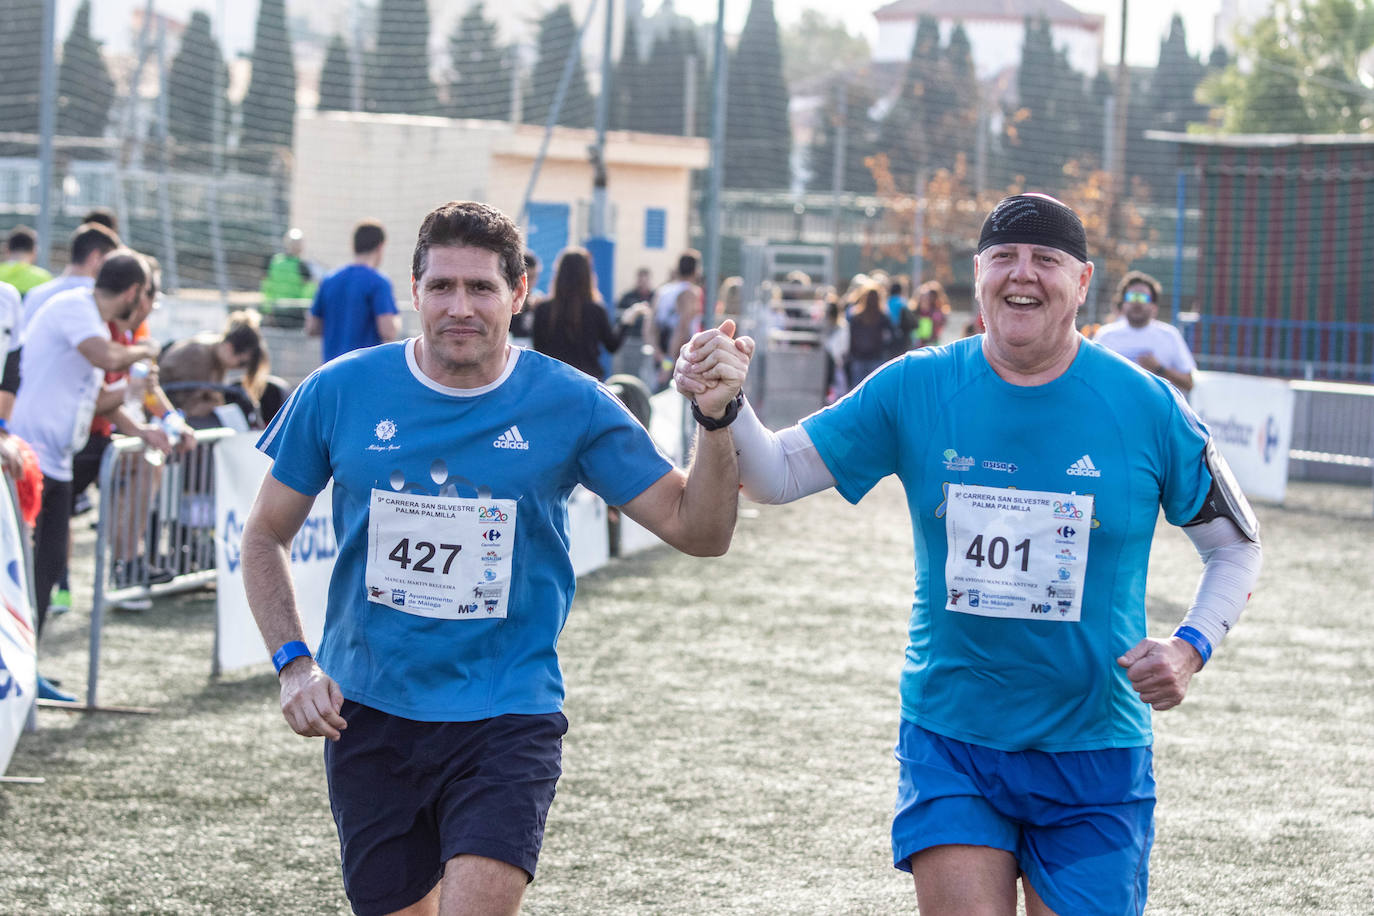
[675, 425, 739, 556]
[241, 524, 308, 652]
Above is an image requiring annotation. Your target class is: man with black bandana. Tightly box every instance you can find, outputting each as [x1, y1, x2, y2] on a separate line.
[675, 193, 1263, 916]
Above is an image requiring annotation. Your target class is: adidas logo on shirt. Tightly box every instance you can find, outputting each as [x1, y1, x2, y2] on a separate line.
[493, 426, 530, 451]
[1065, 454, 1101, 477]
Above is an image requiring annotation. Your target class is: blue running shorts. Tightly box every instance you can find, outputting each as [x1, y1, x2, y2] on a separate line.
[892, 719, 1156, 916]
[324, 701, 568, 916]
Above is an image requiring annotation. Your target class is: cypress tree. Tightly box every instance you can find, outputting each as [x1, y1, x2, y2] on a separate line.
[523, 4, 594, 129]
[611, 14, 645, 130]
[724, 0, 792, 188]
[447, 3, 512, 120]
[318, 34, 354, 112]
[0, 0, 43, 156]
[57, 0, 115, 150]
[877, 15, 940, 190]
[930, 23, 978, 176]
[167, 10, 229, 170]
[1006, 16, 1091, 193]
[367, 0, 438, 115]
[241, 0, 297, 168]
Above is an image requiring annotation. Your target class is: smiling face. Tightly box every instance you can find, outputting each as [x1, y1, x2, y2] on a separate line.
[412, 244, 528, 388]
[975, 243, 1093, 378]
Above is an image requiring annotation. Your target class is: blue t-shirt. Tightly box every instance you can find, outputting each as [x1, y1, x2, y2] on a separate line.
[802, 336, 1212, 752]
[257, 341, 673, 721]
[309, 263, 398, 362]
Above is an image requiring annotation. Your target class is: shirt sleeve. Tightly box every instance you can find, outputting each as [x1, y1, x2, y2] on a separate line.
[256, 370, 334, 497]
[373, 274, 399, 316]
[1158, 383, 1212, 525]
[64, 297, 109, 349]
[576, 384, 673, 506]
[800, 359, 903, 505]
[308, 279, 325, 318]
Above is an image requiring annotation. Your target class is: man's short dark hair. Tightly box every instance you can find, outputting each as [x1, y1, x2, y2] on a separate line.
[71, 222, 121, 265]
[353, 220, 386, 255]
[677, 250, 700, 279]
[412, 201, 525, 291]
[94, 251, 148, 297]
[1115, 270, 1162, 306]
[81, 207, 118, 232]
[5, 225, 36, 255]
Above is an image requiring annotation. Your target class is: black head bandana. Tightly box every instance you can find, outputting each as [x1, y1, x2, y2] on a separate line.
[977, 193, 1088, 263]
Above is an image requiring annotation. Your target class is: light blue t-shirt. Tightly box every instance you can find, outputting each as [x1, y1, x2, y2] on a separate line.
[309, 263, 398, 362]
[802, 336, 1211, 752]
[257, 341, 673, 721]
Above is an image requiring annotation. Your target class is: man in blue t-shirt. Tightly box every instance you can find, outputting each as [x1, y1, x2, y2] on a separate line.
[243, 200, 746, 916]
[675, 193, 1263, 916]
[307, 219, 401, 363]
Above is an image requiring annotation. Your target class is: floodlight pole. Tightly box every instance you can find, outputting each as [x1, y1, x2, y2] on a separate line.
[35, 0, 57, 270]
[702, 0, 728, 323]
[590, 0, 614, 239]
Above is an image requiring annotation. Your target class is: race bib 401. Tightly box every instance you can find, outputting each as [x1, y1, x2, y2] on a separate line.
[943, 484, 1092, 622]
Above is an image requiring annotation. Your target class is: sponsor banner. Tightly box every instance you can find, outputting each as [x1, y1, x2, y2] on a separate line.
[0, 480, 36, 776]
[648, 387, 689, 468]
[568, 485, 610, 578]
[1191, 371, 1294, 504]
[215, 433, 333, 673]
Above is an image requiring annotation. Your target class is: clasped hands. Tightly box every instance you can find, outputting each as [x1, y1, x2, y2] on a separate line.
[673, 319, 755, 419]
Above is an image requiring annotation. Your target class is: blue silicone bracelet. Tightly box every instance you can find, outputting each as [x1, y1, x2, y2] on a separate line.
[272, 640, 312, 674]
[1172, 626, 1213, 667]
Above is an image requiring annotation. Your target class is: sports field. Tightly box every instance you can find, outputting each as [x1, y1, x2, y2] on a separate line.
[2, 477, 1371, 914]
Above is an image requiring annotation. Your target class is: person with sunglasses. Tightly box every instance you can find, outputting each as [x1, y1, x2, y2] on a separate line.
[1094, 270, 1196, 392]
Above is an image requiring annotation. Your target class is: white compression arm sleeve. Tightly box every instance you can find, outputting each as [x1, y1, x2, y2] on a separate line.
[729, 398, 836, 504]
[1176, 516, 1262, 663]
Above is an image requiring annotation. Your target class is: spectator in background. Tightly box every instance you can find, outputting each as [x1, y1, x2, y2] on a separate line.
[8, 252, 168, 699]
[532, 247, 647, 381]
[715, 275, 744, 325]
[261, 228, 318, 306]
[307, 220, 399, 362]
[0, 225, 53, 295]
[0, 223, 123, 426]
[1094, 270, 1196, 392]
[80, 207, 118, 233]
[160, 310, 270, 428]
[845, 283, 896, 386]
[909, 281, 951, 349]
[650, 250, 703, 386]
[820, 294, 850, 404]
[611, 266, 655, 378]
[886, 278, 908, 327]
[508, 249, 541, 343]
[18, 221, 121, 329]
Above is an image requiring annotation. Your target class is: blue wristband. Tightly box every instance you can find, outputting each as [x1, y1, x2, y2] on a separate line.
[272, 640, 312, 674]
[1172, 626, 1213, 667]
[0, 418, 8, 432]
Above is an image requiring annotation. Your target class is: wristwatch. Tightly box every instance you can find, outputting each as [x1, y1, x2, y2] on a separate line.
[691, 391, 744, 430]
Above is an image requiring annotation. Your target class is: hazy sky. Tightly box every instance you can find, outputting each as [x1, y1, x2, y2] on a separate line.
[62, 0, 1231, 67]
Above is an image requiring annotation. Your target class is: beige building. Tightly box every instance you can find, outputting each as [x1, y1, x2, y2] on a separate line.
[290, 111, 709, 302]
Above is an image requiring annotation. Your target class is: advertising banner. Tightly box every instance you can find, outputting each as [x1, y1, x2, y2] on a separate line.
[1191, 371, 1294, 503]
[214, 433, 333, 673]
[0, 480, 36, 776]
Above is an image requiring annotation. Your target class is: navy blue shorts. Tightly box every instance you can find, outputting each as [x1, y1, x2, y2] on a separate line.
[324, 701, 568, 916]
[893, 720, 1156, 916]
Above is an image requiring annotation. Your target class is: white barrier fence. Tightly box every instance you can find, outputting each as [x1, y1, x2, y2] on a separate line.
[0, 478, 38, 777]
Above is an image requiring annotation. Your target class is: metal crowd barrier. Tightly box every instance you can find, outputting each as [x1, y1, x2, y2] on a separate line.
[86, 427, 236, 708]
